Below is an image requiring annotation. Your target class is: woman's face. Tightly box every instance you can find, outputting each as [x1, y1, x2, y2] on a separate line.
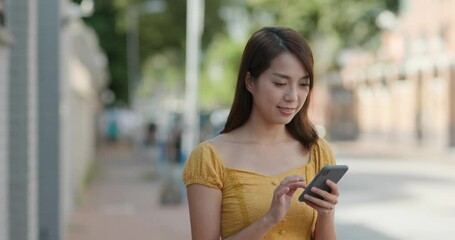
[247, 52, 310, 125]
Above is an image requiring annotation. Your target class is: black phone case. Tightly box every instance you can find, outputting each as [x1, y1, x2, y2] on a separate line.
[298, 165, 348, 202]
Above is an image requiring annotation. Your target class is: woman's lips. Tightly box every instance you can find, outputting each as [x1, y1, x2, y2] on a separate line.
[277, 106, 295, 115]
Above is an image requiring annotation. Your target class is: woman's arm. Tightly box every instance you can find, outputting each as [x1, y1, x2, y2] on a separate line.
[314, 210, 336, 240]
[187, 176, 306, 240]
[302, 179, 339, 240]
[187, 184, 222, 240]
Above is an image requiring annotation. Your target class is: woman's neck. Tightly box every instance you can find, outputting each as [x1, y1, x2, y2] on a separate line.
[233, 116, 291, 144]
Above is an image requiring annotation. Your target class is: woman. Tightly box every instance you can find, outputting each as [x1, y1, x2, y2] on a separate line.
[182, 26, 340, 240]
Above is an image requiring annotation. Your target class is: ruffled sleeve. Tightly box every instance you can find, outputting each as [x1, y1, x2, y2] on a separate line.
[182, 142, 224, 190]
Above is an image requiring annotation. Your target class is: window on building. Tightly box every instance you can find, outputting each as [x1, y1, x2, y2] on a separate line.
[439, 25, 448, 49]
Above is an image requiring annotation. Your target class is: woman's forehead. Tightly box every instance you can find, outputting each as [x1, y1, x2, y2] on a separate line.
[267, 53, 308, 77]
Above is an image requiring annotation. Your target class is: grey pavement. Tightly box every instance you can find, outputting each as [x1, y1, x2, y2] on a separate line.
[67, 142, 455, 240]
[335, 156, 455, 240]
[332, 141, 455, 240]
[67, 145, 190, 240]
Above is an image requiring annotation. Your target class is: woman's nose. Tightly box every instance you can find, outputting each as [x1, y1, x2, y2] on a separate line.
[284, 86, 298, 101]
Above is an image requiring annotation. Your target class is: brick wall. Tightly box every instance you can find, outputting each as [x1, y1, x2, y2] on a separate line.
[333, 0, 455, 148]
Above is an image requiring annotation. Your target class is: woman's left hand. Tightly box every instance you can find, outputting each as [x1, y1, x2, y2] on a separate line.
[302, 179, 339, 215]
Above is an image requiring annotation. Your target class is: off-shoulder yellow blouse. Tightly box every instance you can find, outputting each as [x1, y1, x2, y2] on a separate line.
[182, 138, 335, 240]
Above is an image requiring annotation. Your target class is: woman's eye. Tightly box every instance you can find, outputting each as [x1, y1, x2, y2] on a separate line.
[300, 82, 310, 87]
[274, 82, 286, 86]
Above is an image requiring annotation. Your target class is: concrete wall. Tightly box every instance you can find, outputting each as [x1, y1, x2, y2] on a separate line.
[1, 1, 108, 239]
[67, 57, 100, 206]
[0, 26, 10, 240]
[60, 18, 107, 232]
[7, 0, 39, 239]
[37, 0, 62, 238]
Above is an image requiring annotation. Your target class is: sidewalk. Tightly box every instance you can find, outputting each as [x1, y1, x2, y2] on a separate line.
[67, 141, 455, 240]
[334, 155, 455, 240]
[331, 140, 455, 240]
[331, 139, 455, 162]
[67, 145, 190, 240]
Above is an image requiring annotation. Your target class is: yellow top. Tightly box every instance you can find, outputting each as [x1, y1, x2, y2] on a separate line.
[182, 138, 335, 240]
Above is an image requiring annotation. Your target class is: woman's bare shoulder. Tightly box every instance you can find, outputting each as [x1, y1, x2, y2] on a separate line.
[207, 132, 247, 165]
[208, 133, 237, 149]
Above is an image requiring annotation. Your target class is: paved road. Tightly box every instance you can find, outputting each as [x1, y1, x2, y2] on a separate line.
[67, 143, 455, 240]
[336, 157, 455, 240]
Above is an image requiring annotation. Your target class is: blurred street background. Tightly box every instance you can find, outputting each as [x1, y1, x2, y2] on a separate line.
[1, 0, 455, 240]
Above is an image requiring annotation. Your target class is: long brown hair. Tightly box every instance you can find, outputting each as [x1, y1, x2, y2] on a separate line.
[221, 26, 318, 148]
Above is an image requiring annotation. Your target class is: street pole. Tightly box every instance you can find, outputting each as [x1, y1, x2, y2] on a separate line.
[182, 0, 204, 162]
[126, 0, 166, 106]
[126, 7, 139, 106]
[449, 63, 455, 147]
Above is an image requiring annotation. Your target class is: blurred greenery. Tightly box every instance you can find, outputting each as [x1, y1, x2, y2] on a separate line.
[244, 0, 400, 73]
[73, 0, 128, 105]
[75, 0, 227, 106]
[74, 0, 398, 108]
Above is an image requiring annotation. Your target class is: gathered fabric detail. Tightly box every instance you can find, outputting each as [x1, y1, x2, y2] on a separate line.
[182, 139, 336, 240]
[225, 169, 250, 229]
[182, 142, 224, 189]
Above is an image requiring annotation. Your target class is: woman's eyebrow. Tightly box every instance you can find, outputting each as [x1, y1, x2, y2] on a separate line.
[272, 72, 310, 80]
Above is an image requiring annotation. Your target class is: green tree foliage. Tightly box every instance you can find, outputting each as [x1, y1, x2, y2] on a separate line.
[199, 34, 244, 109]
[244, 0, 400, 72]
[75, 0, 227, 105]
[135, 0, 227, 102]
[74, 0, 398, 108]
[198, 0, 399, 109]
[73, 0, 129, 105]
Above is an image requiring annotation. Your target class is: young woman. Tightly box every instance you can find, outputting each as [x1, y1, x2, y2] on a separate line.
[182, 26, 340, 240]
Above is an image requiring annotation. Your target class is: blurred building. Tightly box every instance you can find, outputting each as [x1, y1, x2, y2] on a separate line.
[329, 0, 455, 150]
[0, 0, 108, 240]
[0, 0, 12, 238]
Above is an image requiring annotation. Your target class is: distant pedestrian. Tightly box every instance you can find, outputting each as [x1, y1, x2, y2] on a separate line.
[167, 123, 182, 164]
[106, 108, 119, 144]
[182, 26, 341, 239]
[146, 122, 157, 146]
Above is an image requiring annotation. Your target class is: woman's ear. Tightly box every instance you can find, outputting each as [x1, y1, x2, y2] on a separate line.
[245, 72, 254, 93]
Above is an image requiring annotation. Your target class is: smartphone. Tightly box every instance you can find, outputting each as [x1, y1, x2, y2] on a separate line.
[298, 165, 348, 202]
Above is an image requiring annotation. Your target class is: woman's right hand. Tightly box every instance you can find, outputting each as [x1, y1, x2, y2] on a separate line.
[265, 175, 306, 225]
